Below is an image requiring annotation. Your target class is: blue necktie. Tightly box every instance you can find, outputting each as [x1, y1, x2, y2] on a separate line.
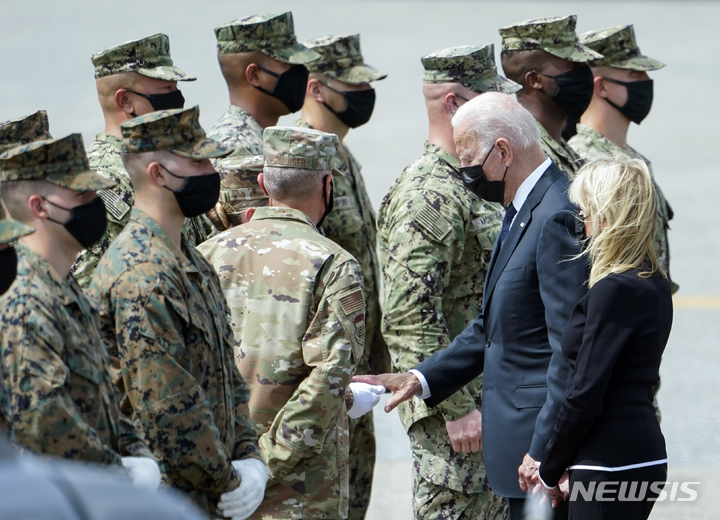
[499, 203, 517, 248]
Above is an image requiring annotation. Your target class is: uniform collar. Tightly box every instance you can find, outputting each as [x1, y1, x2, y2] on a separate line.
[94, 133, 122, 150]
[129, 208, 198, 274]
[250, 206, 318, 230]
[15, 242, 77, 305]
[535, 120, 576, 161]
[424, 141, 460, 168]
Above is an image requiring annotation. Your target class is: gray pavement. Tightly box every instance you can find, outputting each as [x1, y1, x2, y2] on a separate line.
[1, 1, 718, 517]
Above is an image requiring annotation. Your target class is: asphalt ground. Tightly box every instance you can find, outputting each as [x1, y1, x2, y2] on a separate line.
[2, 1, 718, 517]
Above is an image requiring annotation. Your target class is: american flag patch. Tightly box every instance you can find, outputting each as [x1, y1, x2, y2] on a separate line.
[339, 289, 364, 315]
[415, 206, 451, 242]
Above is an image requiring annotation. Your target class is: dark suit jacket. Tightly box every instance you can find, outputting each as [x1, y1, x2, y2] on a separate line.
[539, 269, 671, 487]
[415, 162, 588, 498]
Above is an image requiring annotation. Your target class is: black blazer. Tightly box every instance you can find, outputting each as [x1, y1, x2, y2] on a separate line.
[415, 162, 589, 498]
[539, 269, 672, 487]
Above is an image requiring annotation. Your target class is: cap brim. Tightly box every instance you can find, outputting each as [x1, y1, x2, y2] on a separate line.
[544, 44, 604, 63]
[465, 75, 522, 95]
[331, 167, 345, 177]
[324, 65, 387, 85]
[138, 65, 197, 82]
[265, 43, 321, 65]
[0, 219, 34, 243]
[172, 138, 233, 159]
[219, 155, 265, 172]
[600, 55, 666, 72]
[50, 169, 117, 191]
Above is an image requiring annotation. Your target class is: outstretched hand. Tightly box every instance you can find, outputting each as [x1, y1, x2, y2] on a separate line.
[352, 372, 422, 412]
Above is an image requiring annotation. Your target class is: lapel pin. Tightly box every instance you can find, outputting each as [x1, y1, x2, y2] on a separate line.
[520, 222, 525, 228]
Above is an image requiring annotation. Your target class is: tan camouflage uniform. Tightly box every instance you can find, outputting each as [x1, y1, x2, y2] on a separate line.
[87, 107, 260, 516]
[0, 133, 151, 465]
[198, 126, 364, 520]
[72, 34, 209, 289]
[379, 46, 518, 520]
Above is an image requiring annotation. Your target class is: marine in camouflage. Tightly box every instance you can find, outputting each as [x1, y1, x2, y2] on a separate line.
[499, 15, 603, 62]
[378, 141, 507, 519]
[421, 44, 520, 94]
[87, 208, 261, 516]
[569, 125, 676, 292]
[537, 120, 583, 179]
[0, 110, 52, 154]
[71, 135, 214, 288]
[197, 206, 364, 520]
[214, 12, 320, 64]
[581, 25, 666, 71]
[91, 33, 195, 81]
[0, 243, 152, 464]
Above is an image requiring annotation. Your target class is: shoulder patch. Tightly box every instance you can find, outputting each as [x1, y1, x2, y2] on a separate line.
[338, 289, 364, 316]
[98, 188, 131, 222]
[414, 205, 452, 242]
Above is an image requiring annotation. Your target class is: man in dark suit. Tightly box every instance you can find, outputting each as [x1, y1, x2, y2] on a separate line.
[355, 93, 588, 519]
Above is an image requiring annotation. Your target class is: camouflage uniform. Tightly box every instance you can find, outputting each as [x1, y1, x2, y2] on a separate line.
[72, 34, 207, 289]
[0, 134, 152, 465]
[571, 24, 677, 293]
[379, 46, 518, 520]
[537, 121, 583, 179]
[87, 108, 261, 516]
[500, 16, 605, 179]
[209, 105, 265, 159]
[299, 34, 388, 520]
[198, 127, 364, 520]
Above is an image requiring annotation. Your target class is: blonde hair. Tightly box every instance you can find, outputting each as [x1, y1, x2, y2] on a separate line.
[569, 153, 662, 287]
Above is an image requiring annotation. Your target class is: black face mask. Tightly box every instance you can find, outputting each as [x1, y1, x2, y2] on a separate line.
[0, 247, 18, 295]
[319, 82, 376, 128]
[317, 175, 334, 229]
[124, 88, 185, 111]
[602, 78, 654, 124]
[44, 196, 108, 249]
[161, 164, 221, 218]
[256, 65, 309, 113]
[458, 143, 508, 203]
[540, 65, 594, 121]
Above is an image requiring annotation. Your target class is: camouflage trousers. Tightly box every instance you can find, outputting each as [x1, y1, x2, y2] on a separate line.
[408, 415, 508, 520]
[347, 409, 376, 520]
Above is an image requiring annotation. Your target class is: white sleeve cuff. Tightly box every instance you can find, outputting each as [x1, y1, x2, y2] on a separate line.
[409, 369, 431, 399]
[538, 473, 557, 491]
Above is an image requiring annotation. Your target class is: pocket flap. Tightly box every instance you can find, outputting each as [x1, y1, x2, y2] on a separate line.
[514, 384, 547, 409]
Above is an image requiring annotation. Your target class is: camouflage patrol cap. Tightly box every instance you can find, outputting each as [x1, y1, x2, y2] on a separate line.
[215, 12, 320, 65]
[581, 25, 665, 71]
[0, 111, 52, 154]
[263, 126, 342, 175]
[121, 106, 231, 159]
[91, 33, 196, 81]
[0, 217, 33, 244]
[421, 44, 521, 94]
[0, 134, 115, 191]
[218, 155, 267, 202]
[304, 34, 386, 85]
[500, 15, 603, 63]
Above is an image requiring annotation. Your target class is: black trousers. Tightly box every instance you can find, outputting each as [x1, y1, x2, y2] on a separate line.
[567, 464, 667, 520]
[507, 495, 568, 520]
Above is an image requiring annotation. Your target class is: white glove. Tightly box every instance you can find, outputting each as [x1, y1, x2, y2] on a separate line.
[121, 456, 161, 491]
[347, 382, 386, 419]
[217, 458, 269, 520]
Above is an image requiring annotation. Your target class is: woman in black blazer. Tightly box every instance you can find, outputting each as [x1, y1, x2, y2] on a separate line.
[537, 154, 673, 520]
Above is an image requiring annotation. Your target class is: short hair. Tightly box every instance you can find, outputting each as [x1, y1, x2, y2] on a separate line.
[0, 180, 55, 223]
[218, 51, 269, 86]
[568, 153, 660, 287]
[207, 198, 268, 231]
[500, 49, 550, 87]
[120, 150, 174, 187]
[451, 92, 540, 155]
[95, 72, 141, 113]
[262, 166, 327, 203]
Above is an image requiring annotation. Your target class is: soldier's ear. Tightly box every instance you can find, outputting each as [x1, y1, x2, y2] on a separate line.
[594, 75, 609, 98]
[246, 63, 262, 87]
[147, 162, 166, 187]
[257, 173, 269, 196]
[243, 207, 256, 223]
[115, 89, 135, 115]
[307, 78, 324, 101]
[525, 70, 544, 91]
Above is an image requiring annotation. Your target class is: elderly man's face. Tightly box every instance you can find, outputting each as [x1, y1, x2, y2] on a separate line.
[454, 127, 504, 182]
